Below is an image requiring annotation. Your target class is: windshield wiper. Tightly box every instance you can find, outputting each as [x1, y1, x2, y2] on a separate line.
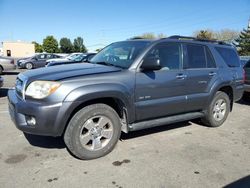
[95, 61, 113, 66]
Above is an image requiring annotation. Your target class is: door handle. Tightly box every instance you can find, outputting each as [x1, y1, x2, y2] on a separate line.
[209, 72, 216, 76]
[176, 74, 187, 79]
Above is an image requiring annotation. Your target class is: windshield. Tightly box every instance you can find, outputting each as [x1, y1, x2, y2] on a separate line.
[90, 41, 151, 69]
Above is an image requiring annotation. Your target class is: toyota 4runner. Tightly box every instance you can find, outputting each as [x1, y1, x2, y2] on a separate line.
[8, 36, 244, 159]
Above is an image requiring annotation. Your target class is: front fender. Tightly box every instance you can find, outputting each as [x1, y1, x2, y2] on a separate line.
[63, 83, 135, 122]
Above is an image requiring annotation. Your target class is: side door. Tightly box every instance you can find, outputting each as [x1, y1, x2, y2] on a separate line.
[35, 54, 47, 68]
[135, 42, 188, 121]
[183, 43, 218, 111]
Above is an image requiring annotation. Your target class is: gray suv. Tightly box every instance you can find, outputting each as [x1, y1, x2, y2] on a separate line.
[8, 36, 244, 159]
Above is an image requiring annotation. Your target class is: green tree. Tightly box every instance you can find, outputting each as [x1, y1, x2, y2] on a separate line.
[195, 30, 214, 40]
[234, 24, 250, 55]
[43, 35, 59, 53]
[32, 41, 43, 53]
[73, 37, 87, 52]
[60, 37, 73, 53]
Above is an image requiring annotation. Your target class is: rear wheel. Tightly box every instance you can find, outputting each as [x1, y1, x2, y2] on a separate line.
[25, 62, 33, 70]
[64, 104, 121, 160]
[202, 91, 230, 127]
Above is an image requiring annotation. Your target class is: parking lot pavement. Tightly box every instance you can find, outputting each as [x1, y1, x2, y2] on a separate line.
[0, 70, 250, 188]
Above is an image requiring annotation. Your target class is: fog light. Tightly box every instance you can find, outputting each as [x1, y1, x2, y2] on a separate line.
[26, 116, 36, 126]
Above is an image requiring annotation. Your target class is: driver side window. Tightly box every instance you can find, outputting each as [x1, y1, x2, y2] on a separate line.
[146, 43, 181, 70]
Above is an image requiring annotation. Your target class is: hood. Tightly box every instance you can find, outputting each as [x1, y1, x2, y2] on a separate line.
[21, 63, 122, 81]
[47, 60, 76, 66]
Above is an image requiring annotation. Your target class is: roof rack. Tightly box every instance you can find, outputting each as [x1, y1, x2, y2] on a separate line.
[167, 35, 231, 46]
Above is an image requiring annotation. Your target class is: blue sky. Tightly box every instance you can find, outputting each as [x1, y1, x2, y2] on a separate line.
[0, 0, 249, 51]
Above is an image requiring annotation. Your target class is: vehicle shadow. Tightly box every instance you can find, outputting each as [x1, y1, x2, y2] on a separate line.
[24, 133, 66, 149]
[237, 98, 250, 106]
[2, 71, 20, 75]
[121, 121, 192, 140]
[223, 175, 250, 188]
[0, 88, 9, 98]
[23, 121, 193, 149]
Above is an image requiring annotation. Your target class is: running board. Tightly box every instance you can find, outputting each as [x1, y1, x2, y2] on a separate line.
[128, 112, 204, 131]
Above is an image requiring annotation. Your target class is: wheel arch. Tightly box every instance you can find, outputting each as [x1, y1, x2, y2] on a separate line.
[209, 83, 234, 111]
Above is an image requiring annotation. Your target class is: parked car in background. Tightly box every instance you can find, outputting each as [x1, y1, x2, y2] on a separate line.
[0, 76, 3, 88]
[45, 53, 83, 65]
[243, 59, 250, 96]
[46, 53, 96, 67]
[0, 56, 16, 74]
[17, 53, 62, 69]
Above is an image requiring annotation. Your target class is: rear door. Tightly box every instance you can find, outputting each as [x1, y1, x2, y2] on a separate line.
[183, 43, 218, 111]
[135, 42, 188, 121]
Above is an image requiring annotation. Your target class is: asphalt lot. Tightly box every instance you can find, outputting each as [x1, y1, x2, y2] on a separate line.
[0, 70, 250, 188]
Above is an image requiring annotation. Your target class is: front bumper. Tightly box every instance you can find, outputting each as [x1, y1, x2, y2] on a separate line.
[8, 89, 65, 136]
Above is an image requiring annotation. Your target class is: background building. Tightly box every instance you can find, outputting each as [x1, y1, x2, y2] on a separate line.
[2, 41, 35, 58]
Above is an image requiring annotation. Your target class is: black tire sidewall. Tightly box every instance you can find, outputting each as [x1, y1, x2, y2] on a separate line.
[64, 104, 121, 160]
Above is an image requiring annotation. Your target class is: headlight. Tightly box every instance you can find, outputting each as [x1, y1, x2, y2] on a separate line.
[25, 81, 61, 99]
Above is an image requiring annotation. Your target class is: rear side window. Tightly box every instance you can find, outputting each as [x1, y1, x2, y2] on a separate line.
[185, 44, 216, 69]
[206, 48, 216, 68]
[215, 47, 240, 67]
[185, 44, 206, 68]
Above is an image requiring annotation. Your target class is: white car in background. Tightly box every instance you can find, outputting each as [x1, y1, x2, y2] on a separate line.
[0, 56, 16, 74]
[45, 53, 83, 65]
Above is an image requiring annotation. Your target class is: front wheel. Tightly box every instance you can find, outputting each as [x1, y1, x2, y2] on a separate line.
[202, 91, 230, 127]
[64, 104, 121, 160]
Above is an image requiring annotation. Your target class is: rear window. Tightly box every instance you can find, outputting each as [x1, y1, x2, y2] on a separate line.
[215, 47, 240, 67]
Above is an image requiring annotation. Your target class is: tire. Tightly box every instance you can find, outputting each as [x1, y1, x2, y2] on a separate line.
[201, 91, 230, 127]
[25, 62, 33, 70]
[64, 104, 121, 160]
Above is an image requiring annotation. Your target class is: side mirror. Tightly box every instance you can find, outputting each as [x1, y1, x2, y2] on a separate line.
[141, 57, 161, 71]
